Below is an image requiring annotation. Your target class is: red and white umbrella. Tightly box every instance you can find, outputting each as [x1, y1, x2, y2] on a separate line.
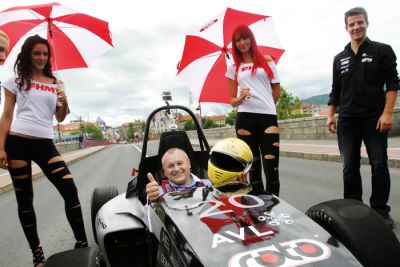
[0, 2, 113, 71]
[177, 7, 285, 104]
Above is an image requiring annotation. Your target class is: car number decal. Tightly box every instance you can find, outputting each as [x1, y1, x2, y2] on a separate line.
[198, 194, 265, 218]
[194, 194, 296, 247]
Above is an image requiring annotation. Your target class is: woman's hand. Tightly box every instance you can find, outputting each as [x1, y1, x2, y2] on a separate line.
[56, 88, 68, 106]
[55, 82, 69, 122]
[239, 86, 250, 100]
[0, 150, 8, 169]
[231, 86, 250, 106]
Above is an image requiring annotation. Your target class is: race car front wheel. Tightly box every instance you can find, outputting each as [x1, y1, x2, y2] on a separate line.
[91, 186, 119, 244]
[306, 198, 400, 267]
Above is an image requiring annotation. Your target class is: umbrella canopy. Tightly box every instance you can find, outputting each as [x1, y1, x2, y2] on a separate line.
[0, 2, 113, 71]
[177, 7, 285, 104]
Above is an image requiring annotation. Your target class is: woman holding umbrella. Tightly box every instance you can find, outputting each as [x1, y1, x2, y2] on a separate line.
[0, 35, 87, 266]
[226, 25, 281, 196]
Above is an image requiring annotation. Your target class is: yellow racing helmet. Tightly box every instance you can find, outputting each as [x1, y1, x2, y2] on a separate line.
[208, 138, 253, 187]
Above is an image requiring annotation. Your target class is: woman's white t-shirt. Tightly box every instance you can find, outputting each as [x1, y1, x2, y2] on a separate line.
[225, 61, 280, 115]
[2, 77, 64, 139]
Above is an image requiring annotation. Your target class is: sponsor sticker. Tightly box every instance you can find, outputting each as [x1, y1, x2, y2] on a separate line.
[229, 239, 331, 267]
[200, 19, 218, 32]
[361, 58, 372, 63]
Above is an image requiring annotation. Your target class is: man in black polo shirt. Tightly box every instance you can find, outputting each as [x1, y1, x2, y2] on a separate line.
[326, 7, 398, 228]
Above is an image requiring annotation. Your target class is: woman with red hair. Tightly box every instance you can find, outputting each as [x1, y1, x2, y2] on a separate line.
[225, 25, 281, 195]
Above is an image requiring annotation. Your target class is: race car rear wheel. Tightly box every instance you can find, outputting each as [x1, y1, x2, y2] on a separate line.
[306, 199, 400, 267]
[42, 247, 102, 267]
[91, 186, 119, 244]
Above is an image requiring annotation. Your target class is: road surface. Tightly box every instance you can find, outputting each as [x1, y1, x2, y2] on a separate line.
[0, 143, 398, 266]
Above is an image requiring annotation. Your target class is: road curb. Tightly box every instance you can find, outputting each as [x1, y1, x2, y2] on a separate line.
[280, 151, 400, 168]
[0, 146, 108, 196]
[280, 151, 341, 163]
[192, 144, 400, 168]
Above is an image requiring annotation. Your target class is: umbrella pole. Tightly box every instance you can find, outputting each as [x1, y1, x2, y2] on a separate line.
[196, 103, 203, 128]
[48, 28, 66, 143]
[57, 122, 62, 143]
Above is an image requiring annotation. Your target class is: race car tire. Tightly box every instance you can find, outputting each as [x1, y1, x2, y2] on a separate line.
[43, 247, 101, 267]
[91, 186, 119, 244]
[306, 199, 400, 267]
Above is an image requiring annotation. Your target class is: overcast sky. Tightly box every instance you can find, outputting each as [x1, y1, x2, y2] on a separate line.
[1, 0, 399, 127]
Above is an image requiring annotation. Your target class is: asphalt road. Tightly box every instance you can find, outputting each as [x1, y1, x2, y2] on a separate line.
[0, 144, 142, 267]
[0, 143, 398, 266]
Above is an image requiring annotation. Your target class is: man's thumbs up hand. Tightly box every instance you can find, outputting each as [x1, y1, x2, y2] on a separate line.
[146, 173, 161, 203]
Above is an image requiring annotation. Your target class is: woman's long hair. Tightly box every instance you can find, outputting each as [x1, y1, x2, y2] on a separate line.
[14, 34, 55, 91]
[231, 25, 274, 80]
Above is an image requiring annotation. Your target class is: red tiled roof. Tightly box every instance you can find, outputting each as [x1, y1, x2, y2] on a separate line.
[178, 115, 193, 122]
[53, 122, 81, 131]
[207, 115, 226, 121]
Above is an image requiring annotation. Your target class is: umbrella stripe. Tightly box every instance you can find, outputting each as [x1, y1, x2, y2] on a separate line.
[222, 8, 268, 48]
[0, 2, 113, 72]
[1, 24, 47, 70]
[249, 18, 284, 52]
[0, 11, 112, 47]
[0, 20, 43, 55]
[2, 21, 112, 71]
[54, 21, 112, 65]
[199, 54, 231, 103]
[196, 12, 225, 47]
[177, 35, 221, 75]
[1, 2, 60, 13]
[48, 22, 87, 70]
[258, 46, 285, 63]
[0, 9, 44, 25]
[45, 4, 77, 18]
[178, 52, 222, 101]
[55, 14, 112, 45]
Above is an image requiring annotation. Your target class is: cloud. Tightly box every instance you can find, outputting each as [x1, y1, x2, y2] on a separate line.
[61, 27, 188, 126]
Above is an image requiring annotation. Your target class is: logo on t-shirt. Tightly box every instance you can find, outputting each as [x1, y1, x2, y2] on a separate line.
[340, 56, 350, 74]
[30, 82, 56, 93]
[241, 65, 253, 72]
[361, 53, 373, 63]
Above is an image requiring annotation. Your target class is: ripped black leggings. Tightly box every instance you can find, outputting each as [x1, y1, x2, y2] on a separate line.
[235, 112, 280, 195]
[5, 135, 87, 250]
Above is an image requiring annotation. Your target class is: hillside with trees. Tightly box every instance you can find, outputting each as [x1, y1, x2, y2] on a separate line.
[302, 94, 329, 105]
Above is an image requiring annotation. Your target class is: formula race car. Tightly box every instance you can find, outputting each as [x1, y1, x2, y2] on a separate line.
[43, 105, 400, 267]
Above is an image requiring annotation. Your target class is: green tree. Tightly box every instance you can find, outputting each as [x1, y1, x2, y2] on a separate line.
[81, 123, 104, 140]
[184, 120, 196, 131]
[276, 87, 305, 120]
[70, 130, 81, 135]
[203, 118, 216, 129]
[225, 108, 237, 126]
[127, 123, 137, 141]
